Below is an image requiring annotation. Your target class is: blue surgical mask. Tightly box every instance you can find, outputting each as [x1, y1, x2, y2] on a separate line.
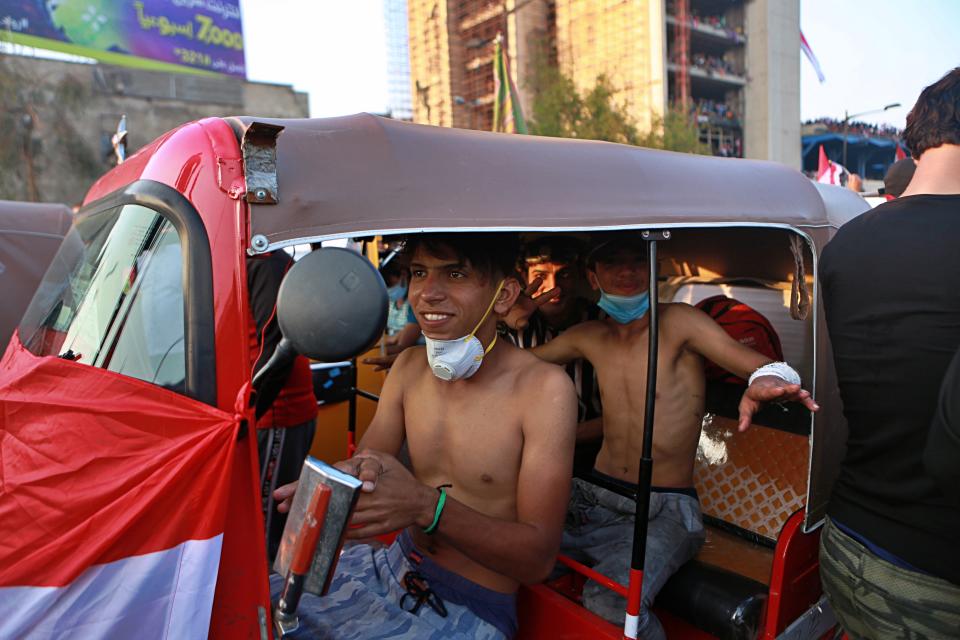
[597, 289, 650, 324]
[387, 284, 406, 303]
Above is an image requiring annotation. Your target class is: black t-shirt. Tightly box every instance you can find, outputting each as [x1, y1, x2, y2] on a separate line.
[925, 345, 960, 504]
[820, 194, 960, 585]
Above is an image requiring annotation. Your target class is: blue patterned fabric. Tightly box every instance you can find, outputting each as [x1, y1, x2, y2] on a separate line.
[270, 531, 516, 639]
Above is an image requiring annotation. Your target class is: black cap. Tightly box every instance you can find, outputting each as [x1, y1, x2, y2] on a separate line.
[585, 231, 647, 267]
[882, 158, 916, 198]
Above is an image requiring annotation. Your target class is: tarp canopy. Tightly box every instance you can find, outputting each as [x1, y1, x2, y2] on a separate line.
[0, 201, 72, 349]
[813, 183, 871, 227]
[802, 133, 904, 180]
[233, 114, 830, 251]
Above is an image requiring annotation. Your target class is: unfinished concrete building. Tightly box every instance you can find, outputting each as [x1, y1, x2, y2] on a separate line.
[406, 0, 799, 167]
[407, 0, 546, 131]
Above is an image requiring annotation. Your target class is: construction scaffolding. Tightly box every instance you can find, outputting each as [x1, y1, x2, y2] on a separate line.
[673, 0, 690, 111]
[667, 0, 746, 156]
[454, 0, 507, 131]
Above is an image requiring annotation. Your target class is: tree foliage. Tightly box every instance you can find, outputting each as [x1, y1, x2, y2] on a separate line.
[526, 56, 707, 154]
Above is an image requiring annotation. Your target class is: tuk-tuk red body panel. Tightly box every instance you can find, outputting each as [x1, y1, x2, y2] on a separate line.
[83, 118, 272, 639]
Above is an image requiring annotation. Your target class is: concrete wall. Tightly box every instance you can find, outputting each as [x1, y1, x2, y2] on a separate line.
[744, 0, 801, 168]
[0, 53, 308, 205]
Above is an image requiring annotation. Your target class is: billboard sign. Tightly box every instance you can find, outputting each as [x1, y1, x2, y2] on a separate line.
[0, 1, 245, 78]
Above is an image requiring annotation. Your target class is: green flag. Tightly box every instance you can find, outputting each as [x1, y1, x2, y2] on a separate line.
[492, 35, 528, 134]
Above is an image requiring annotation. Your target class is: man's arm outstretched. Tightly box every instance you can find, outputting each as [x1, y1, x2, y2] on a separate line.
[675, 303, 819, 430]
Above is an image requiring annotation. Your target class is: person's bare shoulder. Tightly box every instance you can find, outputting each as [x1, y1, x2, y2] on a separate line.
[659, 301, 696, 317]
[660, 302, 738, 353]
[510, 347, 577, 408]
[390, 345, 428, 380]
[565, 318, 607, 334]
[659, 301, 708, 334]
[556, 318, 608, 344]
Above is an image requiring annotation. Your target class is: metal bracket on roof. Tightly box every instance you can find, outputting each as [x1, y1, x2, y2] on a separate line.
[241, 121, 284, 205]
[641, 230, 672, 241]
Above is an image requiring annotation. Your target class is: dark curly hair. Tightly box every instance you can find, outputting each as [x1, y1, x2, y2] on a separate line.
[903, 67, 960, 159]
[400, 232, 521, 282]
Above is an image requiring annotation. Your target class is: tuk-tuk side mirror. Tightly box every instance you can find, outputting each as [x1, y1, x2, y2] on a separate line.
[278, 247, 388, 361]
[252, 247, 388, 390]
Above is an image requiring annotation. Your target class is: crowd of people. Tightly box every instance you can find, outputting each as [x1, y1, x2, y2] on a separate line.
[685, 53, 740, 77]
[254, 67, 960, 639]
[693, 98, 741, 126]
[666, 3, 745, 41]
[804, 116, 903, 139]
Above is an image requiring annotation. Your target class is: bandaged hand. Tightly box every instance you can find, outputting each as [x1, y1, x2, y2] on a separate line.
[737, 363, 819, 432]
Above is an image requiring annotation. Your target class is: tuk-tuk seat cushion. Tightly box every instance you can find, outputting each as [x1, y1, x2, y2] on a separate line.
[655, 559, 767, 640]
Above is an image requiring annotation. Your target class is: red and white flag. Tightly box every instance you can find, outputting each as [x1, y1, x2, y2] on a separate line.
[0, 335, 245, 638]
[895, 144, 907, 161]
[817, 145, 846, 185]
[801, 31, 826, 83]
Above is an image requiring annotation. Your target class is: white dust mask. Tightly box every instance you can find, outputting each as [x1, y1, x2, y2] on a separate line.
[424, 280, 505, 381]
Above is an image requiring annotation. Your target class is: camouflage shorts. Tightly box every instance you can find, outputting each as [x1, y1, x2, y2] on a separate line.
[820, 516, 960, 640]
[270, 532, 514, 639]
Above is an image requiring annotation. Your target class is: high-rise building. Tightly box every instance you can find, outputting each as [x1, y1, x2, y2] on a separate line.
[406, 0, 800, 167]
[406, 0, 546, 131]
[385, 0, 414, 120]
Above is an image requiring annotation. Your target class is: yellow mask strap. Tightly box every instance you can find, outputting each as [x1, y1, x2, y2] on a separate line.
[466, 279, 506, 342]
[483, 333, 498, 355]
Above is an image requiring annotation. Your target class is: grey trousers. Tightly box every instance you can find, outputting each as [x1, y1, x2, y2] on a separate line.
[560, 479, 705, 640]
[820, 516, 960, 640]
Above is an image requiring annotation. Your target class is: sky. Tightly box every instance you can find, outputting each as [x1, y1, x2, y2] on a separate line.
[799, 0, 960, 128]
[240, 0, 389, 118]
[240, 0, 960, 127]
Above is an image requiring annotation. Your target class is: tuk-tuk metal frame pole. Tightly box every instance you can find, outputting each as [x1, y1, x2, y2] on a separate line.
[347, 358, 358, 457]
[624, 231, 668, 639]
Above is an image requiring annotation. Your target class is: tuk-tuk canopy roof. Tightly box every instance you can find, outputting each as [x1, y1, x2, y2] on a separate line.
[235, 114, 831, 250]
[0, 200, 72, 347]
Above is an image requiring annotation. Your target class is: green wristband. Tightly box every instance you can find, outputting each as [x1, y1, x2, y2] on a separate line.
[423, 488, 447, 535]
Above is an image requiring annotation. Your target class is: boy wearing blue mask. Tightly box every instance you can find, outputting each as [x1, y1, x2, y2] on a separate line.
[518, 233, 818, 639]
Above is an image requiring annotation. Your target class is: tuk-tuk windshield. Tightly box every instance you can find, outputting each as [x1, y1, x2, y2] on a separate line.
[19, 203, 186, 392]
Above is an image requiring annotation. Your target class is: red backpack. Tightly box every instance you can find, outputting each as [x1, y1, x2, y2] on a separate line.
[695, 295, 784, 385]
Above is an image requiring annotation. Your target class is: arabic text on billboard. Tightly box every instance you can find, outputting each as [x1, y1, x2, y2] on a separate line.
[0, 1, 245, 78]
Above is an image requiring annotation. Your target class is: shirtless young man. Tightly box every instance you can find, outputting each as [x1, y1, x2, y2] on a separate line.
[519, 234, 818, 638]
[275, 233, 577, 640]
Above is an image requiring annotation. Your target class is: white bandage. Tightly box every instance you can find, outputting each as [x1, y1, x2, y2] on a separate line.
[748, 361, 801, 387]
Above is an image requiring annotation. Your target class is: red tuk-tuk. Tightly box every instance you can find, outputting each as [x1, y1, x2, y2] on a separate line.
[0, 114, 868, 639]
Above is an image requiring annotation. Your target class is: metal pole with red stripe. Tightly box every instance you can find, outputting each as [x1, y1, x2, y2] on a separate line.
[624, 231, 668, 639]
